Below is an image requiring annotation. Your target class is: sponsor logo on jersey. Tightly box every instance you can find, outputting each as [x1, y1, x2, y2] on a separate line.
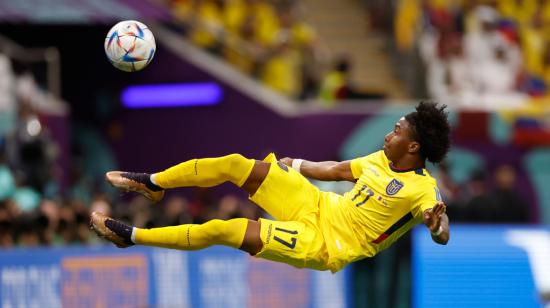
[367, 166, 380, 177]
[386, 179, 404, 196]
[377, 195, 389, 206]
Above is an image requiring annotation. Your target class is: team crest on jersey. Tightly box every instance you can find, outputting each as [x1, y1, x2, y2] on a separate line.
[386, 179, 404, 195]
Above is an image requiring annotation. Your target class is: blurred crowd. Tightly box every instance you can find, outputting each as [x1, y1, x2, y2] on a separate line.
[393, 0, 550, 147]
[0, 185, 262, 248]
[396, 0, 550, 108]
[0, 51, 264, 248]
[166, 0, 321, 100]
[164, 0, 380, 104]
[435, 163, 531, 223]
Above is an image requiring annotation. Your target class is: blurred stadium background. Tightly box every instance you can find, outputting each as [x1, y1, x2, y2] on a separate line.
[1, 0, 550, 307]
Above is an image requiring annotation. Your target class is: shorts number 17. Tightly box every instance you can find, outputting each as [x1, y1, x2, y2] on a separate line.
[274, 227, 297, 249]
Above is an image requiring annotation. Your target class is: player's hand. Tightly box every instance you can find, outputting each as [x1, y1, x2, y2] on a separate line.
[280, 157, 293, 167]
[423, 201, 446, 233]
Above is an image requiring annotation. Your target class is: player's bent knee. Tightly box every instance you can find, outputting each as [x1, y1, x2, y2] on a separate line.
[226, 153, 248, 164]
[220, 154, 241, 173]
[218, 154, 255, 186]
[201, 219, 225, 241]
[242, 161, 270, 196]
[240, 219, 262, 255]
[202, 218, 249, 248]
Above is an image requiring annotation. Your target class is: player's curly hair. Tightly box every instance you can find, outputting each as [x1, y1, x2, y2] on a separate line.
[405, 101, 451, 164]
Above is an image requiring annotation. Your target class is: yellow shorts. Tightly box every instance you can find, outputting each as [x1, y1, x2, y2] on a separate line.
[255, 218, 328, 270]
[250, 153, 329, 270]
[249, 153, 320, 221]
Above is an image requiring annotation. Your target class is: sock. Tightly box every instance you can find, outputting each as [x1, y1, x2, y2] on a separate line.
[105, 219, 135, 246]
[122, 172, 163, 191]
[131, 227, 137, 243]
[153, 154, 255, 189]
[134, 218, 248, 250]
[150, 174, 159, 186]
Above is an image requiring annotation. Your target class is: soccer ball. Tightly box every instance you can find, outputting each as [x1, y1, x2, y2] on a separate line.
[104, 20, 156, 72]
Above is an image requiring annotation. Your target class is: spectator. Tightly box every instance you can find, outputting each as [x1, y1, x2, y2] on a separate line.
[260, 32, 302, 98]
[424, 32, 477, 106]
[216, 194, 241, 220]
[188, 0, 225, 54]
[0, 219, 14, 247]
[498, 0, 538, 27]
[463, 6, 503, 67]
[4, 101, 58, 194]
[318, 56, 385, 106]
[39, 199, 61, 245]
[318, 57, 349, 104]
[276, 3, 321, 99]
[489, 164, 529, 223]
[520, 11, 546, 77]
[156, 195, 192, 226]
[0, 200, 15, 247]
[472, 44, 521, 96]
[464, 169, 494, 222]
[16, 213, 43, 247]
[432, 161, 467, 221]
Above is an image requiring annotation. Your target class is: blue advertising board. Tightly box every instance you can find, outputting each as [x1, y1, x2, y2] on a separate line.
[0, 245, 351, 308]
[413, 225, 550, 308]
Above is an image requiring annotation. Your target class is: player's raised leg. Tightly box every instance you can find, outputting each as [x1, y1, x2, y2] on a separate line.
[106, 154, 270, 202]
[90, 211, 263, 254]
[98, 154, 268, 253]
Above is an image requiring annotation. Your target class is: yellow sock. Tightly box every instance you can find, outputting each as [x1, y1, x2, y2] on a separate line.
[153, 154, 255, 188]
[134, 218, 248, 250]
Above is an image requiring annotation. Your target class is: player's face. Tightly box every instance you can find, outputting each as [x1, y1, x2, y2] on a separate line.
[383, 117, 417, 162]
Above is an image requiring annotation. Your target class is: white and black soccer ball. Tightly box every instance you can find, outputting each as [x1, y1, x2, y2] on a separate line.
[104, 20, 156, 72]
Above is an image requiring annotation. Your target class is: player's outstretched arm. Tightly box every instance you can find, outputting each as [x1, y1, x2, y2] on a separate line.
[280, 158, 355, 182]
[423, 201, 450, 245]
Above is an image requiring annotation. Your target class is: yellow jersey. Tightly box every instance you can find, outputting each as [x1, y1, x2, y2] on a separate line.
[319, 150, 441, 272]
